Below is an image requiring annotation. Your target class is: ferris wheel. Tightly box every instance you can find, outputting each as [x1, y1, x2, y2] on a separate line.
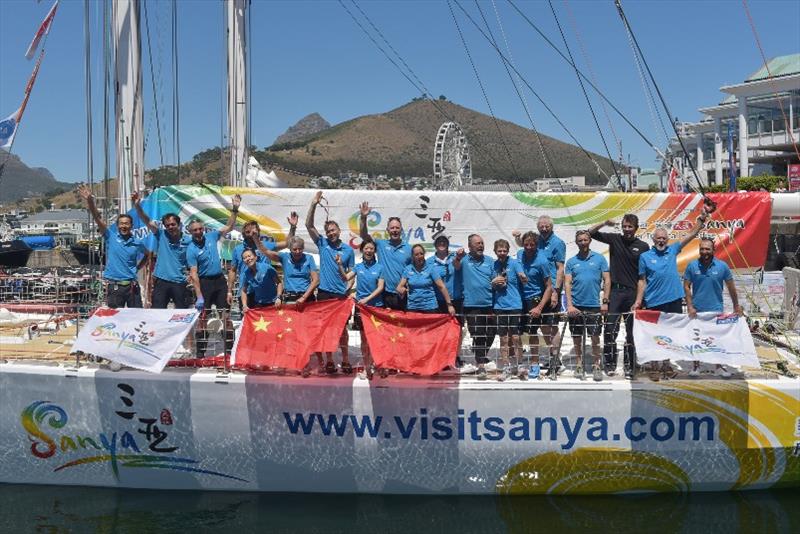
[433, 121, 472, 190]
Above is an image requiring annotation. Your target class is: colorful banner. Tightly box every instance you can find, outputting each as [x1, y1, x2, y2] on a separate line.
[633, 310, 758, 367]
[72, 307, 198, 373]
[358, 304, 461, 375]
[232, 299, 353, 370]
[137, 186, 772, 272]
[789, 164, 800, 192]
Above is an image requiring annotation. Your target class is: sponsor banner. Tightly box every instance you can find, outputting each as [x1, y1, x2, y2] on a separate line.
[138, 187, 772, 271]
[73, 308, 198, 373]
[788, 164, 800, 192]
[633, 310, 759, 367]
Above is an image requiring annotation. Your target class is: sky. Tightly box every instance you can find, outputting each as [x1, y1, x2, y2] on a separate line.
[1, 0, 798, 183]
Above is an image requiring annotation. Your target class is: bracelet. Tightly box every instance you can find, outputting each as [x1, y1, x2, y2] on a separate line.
[446, 301, 453, 306]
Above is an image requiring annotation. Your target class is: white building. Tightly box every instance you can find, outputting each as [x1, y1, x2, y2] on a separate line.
[16, 209, 89, 246]
[670, 54, 800, 185]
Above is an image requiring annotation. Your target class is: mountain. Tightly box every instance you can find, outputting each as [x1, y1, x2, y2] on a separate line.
[256, 100, 620, 184]
[0, 150, 72, 202]
[274, 113, 331, 145]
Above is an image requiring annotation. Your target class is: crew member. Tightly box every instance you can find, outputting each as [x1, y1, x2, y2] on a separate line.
[516, 231, 553, 380]
[359, 201, 411, 310]
[397, 244, 455, 316]
[239, 249, 282, 312]
[491, 239, 528, 382]
[426, 235, 465, 366]
[78, 185, 147, 308]
[564, 230, 610, 382]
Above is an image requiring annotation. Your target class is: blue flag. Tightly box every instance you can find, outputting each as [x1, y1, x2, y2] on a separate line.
[0, 111, 19, 149]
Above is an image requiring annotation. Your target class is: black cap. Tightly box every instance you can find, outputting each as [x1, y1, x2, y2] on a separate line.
[434, 235, 449, 246]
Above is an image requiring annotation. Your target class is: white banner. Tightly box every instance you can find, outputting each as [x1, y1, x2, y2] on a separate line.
[73, 308, 198, 373]
[633, 310, 759, 367]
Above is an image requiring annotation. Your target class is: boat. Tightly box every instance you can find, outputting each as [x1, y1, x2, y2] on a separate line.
[0, 239, 33, 268]
[69, 240, 104, 266]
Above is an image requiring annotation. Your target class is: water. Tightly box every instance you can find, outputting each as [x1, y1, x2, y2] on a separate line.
[1, 485, 798, 533]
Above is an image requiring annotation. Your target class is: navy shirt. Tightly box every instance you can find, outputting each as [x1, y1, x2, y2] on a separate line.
[241, 262, 279, 305]
[375, 238, 412, 295]
[426, 253, 463, 303]
[566, 251, 609, 307]
[492, 258, 525, 311]
[517, 249, 551, 300]
[103, 227, 146, 281]
[683, 258, 732, 312]
[316, 236, 355, 295]
[354, 259, 384, 306]
[153, 228, 191, 283]
[186, 230, 224, 277]
[402, 263, 441, 311]
[461, 253, 494, 308]
[639, 242, 685, 308]
[278, 251, 318, 293]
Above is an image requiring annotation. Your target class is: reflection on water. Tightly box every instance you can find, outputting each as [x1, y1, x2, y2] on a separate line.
[1, 485, 798, 533]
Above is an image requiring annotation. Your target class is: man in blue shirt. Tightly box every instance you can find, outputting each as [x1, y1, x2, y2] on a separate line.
[515, 230, 553, 379]
[79, 185, 147, 308]
[185, 194, 241, 357]
[359, 200, 411, 310]
[306, 191, 356, 374]
[683, 238, 743, 378]
[455, 234, 496, 379]
[565, 230, 610, 382]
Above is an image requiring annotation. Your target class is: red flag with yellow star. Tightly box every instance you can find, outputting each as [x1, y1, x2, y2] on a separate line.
[233, 299, 353, 370]
[357, 304, 461, 376]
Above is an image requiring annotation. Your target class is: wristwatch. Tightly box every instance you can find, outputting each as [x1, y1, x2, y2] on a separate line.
[602, 298, 609, 304]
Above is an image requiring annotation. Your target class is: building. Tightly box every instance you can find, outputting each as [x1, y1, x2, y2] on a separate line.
[16, 209, 89, 246]
[669, 54, 800, 186]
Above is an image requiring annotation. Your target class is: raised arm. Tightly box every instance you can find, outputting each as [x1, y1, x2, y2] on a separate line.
[274, 212, 298, 250]
[453, 248, 466, 270]
[359, 201, 371, 241]
[218, 194, 241, 236]
[305, 191, 323, 243]
[511, 230, 523, 247]
[679, 209, 709, 250]
[254, 238, 281, 262]
[133, 190, 159, 233]
[588, 219, 614, 237]
[78, 184, 107, 234]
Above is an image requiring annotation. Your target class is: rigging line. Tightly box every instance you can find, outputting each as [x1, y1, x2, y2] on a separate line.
[613, 0, 705, 195]
[547, 0, 623, 191]
[505, 0, 661, 158]
[447, 0, 521, 183]
[220, 0, 226, 185]
[337, 0, 509, 180]
[485, 0, 556, 181]
[143, 0, 165, 167]
[453, 0, 612, 181]
[741, 0, 800, 162]
[84, 0, 95, 258]
[248, 0, 253, 155]
[562, 0, 623, 161]
[172, 0, 181, 180]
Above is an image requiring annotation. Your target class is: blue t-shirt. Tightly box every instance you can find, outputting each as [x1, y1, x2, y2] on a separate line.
[402, 263, 442, 311]
[153, 228, 191, 283]
[540, 233, 566, 275]
[354, 259, 384, 306]
[461, 253, 494, 308]
[426, 253, 463, 303]
[683, 258, 732, 313]
[375, 238, 412, 295]
[241, 262, 279, 305]
[638, 242, 685, 308]
[516, 249, 551, 300]
[232, 238, 276, 277]
[186, 230, 224, 277]
[103, 227, 146, 281]
[316, 236, 355, 295]
[492, 258, 525, 311]
[278, 251, 318, 293]
[566, 251, 609, 308]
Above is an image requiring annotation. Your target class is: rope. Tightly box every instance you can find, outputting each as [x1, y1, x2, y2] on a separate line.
[171, 0, 181, 179]
[143, 0, 166, 167]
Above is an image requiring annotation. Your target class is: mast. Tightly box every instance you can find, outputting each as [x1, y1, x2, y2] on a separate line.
[113, 0, 145, 212]
[226, 0, 249, 187]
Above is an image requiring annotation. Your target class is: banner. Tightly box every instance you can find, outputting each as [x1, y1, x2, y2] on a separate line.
[789, 164, 800, 192]
[138, 186, 772, 271]
[232, 299, 353, 370]
[358, 304, 461, 375]
[73, 307, 198, 373]
[0, 110, 19, 149]
[633, 310, 758, 367]
[25, 0, 59, 60]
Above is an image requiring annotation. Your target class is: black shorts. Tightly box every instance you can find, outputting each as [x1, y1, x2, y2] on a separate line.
[437, 298, 465, 326]
[540, 300, 560, 325]
[283, 291, 316, 304]
[199, 275, 229, 310]
[152, 278, 192, 309]
[646, 298, 683, 314]
[316, 289, 347, 302]
[383, 291, 406, 311]
[520, 296, 544, 334]
[106, 281, 142, 309]
[495, 310, 521, 336]
[568, 307, 603, 337]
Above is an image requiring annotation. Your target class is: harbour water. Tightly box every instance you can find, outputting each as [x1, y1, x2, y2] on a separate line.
[1, 485, 798, 533]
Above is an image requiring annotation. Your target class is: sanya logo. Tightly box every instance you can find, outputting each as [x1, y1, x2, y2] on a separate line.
[652, 335, 727, 357]
[20, 384, 246, 482]
[89, 320, 159, 358]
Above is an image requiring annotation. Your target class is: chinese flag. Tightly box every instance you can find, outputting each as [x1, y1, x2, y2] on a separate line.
[358, 304, 461, 376]
[233, 299, 352, 370]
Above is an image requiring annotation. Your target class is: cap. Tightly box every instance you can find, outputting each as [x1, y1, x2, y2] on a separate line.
[434, 235, 450, 246]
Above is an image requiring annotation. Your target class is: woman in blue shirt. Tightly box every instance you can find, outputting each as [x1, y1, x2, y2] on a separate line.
[256, 236, 319, 306]
[492, 239, 528, 381]
[337, 237, 384, 379]
[396, 245, 455, 315]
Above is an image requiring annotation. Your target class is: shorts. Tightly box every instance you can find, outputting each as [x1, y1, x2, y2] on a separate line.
[646, 298, 683, 314]
[437, 298, 465, 326]
[383, 291, 406, 311]
[283, 291, 316, 305]
[199, 275, 229, 310]
[152, 278, 192, 309]
[520, 296, 544, 334]
[316, 289, 347, 302]
[495, 310, 521, 336]
[541, 300, 560, 325]
[568, 306, 603, 337]
[106, 280, 142, 309]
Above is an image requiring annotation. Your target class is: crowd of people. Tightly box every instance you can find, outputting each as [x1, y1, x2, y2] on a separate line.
[79, 186, 743, 382]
